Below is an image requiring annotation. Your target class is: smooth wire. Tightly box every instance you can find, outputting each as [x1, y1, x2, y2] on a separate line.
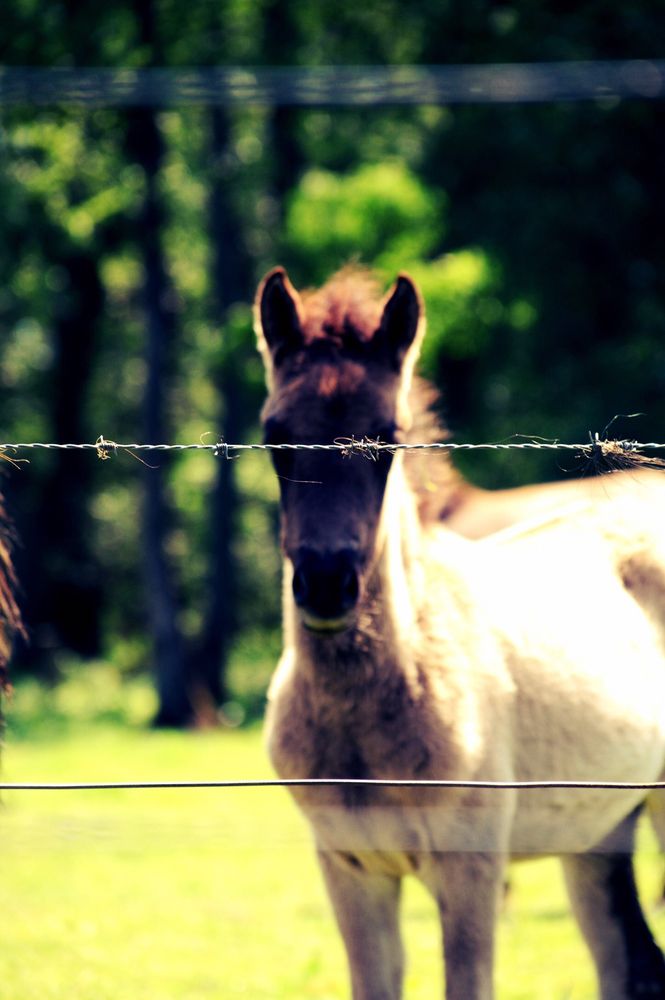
[4, 778, 665, 792]
[2, 62, 665, 106]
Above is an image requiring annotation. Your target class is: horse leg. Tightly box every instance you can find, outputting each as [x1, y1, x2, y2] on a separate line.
[317, 849, 403, 1000]
[561, 808, 665, 999]
[646, 790, 665, 906]
[423, 850, 505, 1000]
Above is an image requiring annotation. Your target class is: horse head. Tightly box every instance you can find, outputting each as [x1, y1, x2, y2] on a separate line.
[255, 267, 424, 633]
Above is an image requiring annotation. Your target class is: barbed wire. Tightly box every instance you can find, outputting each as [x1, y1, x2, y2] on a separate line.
[3, 777, 665, 792]
[1, 62, 664, 107]
[1, 435, 665, 465]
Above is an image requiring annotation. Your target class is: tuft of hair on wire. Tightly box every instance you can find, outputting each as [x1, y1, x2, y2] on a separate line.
[581, 424, 665, 475]
[334, 436, 387, 461]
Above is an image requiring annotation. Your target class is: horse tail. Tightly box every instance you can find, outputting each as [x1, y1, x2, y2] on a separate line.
[0, 493, 24, 692]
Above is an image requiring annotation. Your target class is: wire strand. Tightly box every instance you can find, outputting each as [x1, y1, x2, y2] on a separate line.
[1, 62, 664, 106]
[2, 438, 665, 457]
[3, 778, 665, 792]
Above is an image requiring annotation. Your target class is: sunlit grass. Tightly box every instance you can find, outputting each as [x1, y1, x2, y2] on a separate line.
[2, 668, 665, 998]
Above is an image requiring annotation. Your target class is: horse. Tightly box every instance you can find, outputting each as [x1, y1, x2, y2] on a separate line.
[438, 465, 665, 540]
[255, 265, 665, 999]
[0, 490, 22, 694]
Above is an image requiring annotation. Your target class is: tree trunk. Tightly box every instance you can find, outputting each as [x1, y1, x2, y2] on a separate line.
[124, 0, 192, 726]
[19, 250, 104, 671]
[127, 104, 193, 727]
[188, 106, 254, 719]
[263, 1, 306, 212]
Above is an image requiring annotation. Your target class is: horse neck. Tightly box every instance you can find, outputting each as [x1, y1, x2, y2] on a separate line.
[372, 453, 425, 634]
[286, 454, 425, 693]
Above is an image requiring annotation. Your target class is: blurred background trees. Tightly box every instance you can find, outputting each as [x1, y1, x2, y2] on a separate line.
[1, 0, 664, 725]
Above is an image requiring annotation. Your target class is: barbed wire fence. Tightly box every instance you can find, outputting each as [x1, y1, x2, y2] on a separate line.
[2, 431, 665, 794]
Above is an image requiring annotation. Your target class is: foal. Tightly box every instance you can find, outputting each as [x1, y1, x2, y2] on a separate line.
[256, 266, 665, 999]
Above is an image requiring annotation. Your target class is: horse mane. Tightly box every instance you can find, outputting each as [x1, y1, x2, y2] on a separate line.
[299, 267, 468, 524]
[0, 493, 23, 692]
[299, 266, 385, 345]
[404, 377, 469, 524]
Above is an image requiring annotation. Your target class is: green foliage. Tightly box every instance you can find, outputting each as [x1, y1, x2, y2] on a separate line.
[282, 160, 509, 378]
[283, 161, 445, 283]
[6, 660, 158, 740]
[8, 117, 142, 245]
[410, 251, 501, 370]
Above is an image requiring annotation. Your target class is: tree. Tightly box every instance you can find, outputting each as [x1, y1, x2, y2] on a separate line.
[187, 106, 256, 716]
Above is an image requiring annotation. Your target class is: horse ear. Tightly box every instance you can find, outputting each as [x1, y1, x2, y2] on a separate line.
[256, 267, 304, 360]
[377, 274, 422, 369]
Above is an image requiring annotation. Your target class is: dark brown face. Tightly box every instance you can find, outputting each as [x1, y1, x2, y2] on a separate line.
[263, 361, 399, 630]
[256, 267, 421, 633]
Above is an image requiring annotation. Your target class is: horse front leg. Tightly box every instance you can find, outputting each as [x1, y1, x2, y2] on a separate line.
[317, 849, 403, 1000]
[423, 850, 505, 1000]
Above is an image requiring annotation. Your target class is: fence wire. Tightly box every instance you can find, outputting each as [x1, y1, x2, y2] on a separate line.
[1, 61, 664, 107]
[3, 777, 665, 792]
[1, 435, 665, 468]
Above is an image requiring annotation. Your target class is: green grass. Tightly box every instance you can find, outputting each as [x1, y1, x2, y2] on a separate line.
[2, 667, 665, 998]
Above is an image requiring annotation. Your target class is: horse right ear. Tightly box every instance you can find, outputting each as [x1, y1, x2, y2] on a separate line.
[376, 274, 423, 370]
[256, 267, 304, 361]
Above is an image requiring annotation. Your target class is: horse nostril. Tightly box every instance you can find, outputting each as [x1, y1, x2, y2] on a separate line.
[292, 549, 361, 622]
[292, 567, 309, 607]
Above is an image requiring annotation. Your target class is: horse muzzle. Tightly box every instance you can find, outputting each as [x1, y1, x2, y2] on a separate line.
[291, 548, 361, 632]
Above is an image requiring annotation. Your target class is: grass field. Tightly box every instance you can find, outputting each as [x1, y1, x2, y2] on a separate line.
[3, 665, 665, 999]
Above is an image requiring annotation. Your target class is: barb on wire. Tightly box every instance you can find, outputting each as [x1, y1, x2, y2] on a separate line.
[334, 436, 387, 461]
[94, 435, 159, 468]
[212, 438, 238, 461]
[95, 435, 117, 461]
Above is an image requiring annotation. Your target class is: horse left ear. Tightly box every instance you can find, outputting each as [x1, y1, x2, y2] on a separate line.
[377, 274, 423, 369]
[256, 267, 304, 362]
